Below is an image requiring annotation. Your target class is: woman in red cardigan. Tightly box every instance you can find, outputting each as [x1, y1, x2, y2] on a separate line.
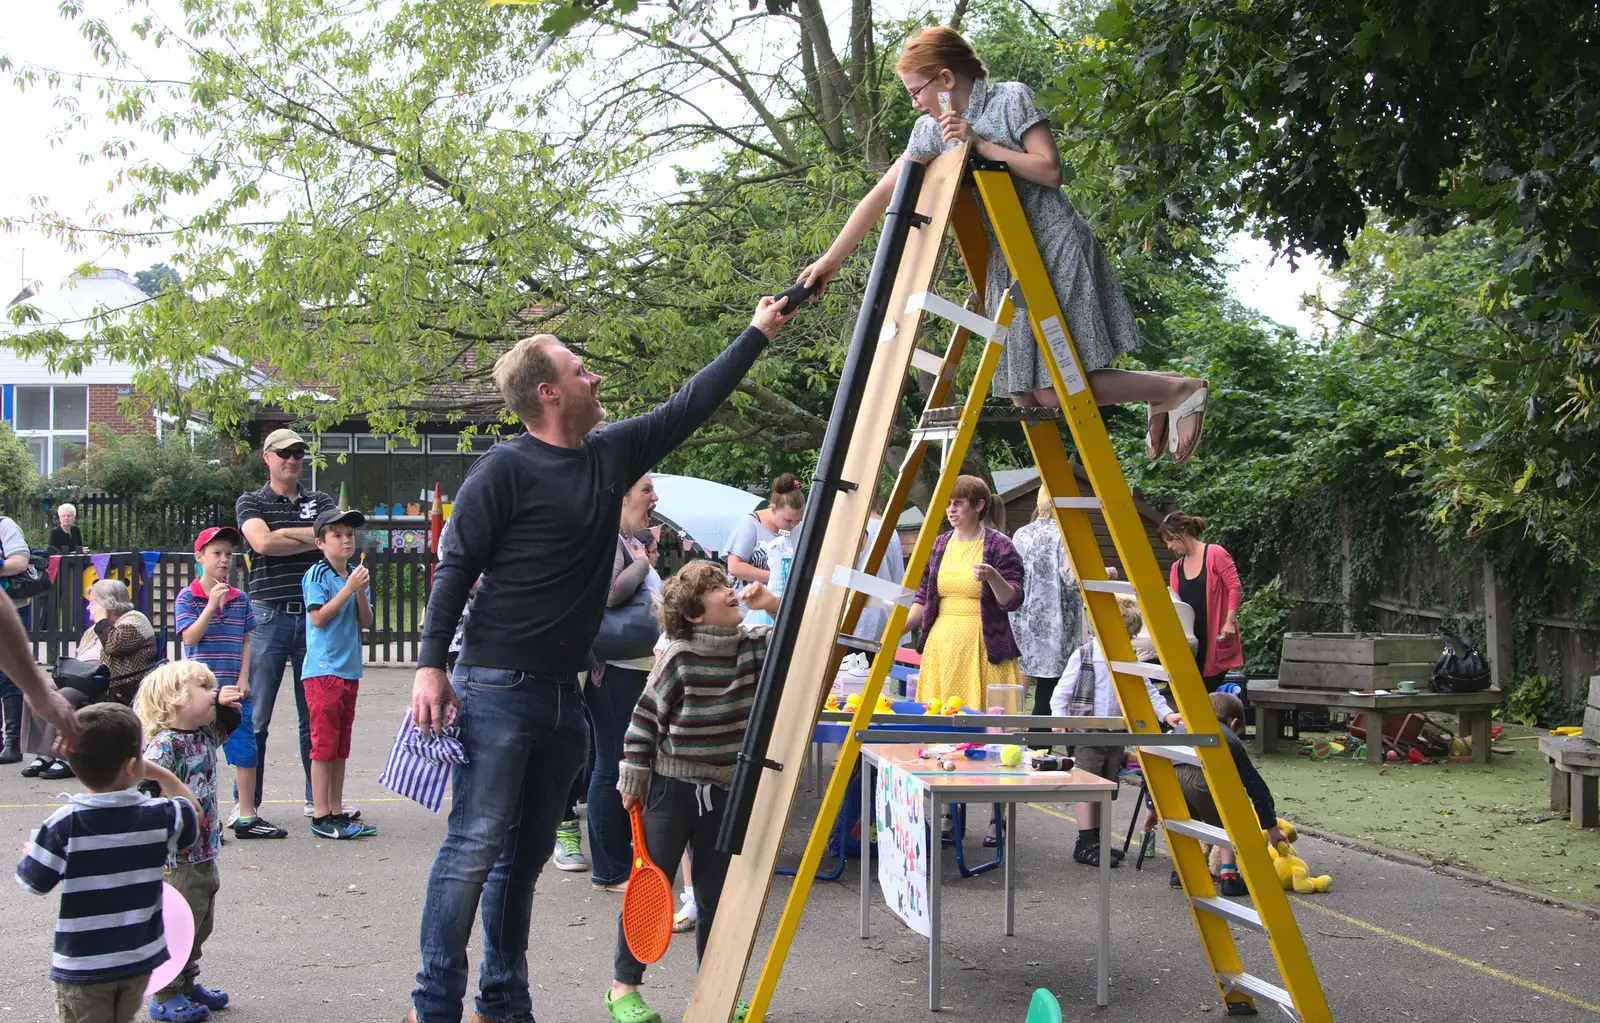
[1160, 511, 1243, 691]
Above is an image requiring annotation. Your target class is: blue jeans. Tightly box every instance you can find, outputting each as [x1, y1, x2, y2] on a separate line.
[584, 666, 648, 886]
[248, 602, 312, 805]
[412, 666, 590, 1023]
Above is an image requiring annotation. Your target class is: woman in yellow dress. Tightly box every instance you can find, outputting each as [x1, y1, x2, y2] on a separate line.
[905, 476, 1026, 841]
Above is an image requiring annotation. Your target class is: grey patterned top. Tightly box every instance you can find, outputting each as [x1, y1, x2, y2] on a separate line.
[905, 79, 1144, 397]
[1007, 517, 1084, 678]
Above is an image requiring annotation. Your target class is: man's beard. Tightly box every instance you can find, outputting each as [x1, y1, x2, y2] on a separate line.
[561, 391, 605, 434]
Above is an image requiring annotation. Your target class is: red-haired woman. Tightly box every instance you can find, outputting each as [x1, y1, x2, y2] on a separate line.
[798, 26, 1211, 463]
[1160, 511, 1243, 691]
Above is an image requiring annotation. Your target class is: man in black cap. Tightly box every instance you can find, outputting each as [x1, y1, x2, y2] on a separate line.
[235, 427, 336, 820]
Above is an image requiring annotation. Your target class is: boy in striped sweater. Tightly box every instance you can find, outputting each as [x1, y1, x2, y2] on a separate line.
[17, 702, 199, 1023]
[604, 561, 777, 1023]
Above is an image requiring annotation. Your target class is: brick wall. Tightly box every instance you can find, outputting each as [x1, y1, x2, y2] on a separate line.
[88, 384, 155, 437]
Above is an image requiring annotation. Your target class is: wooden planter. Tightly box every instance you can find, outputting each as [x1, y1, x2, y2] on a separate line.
[1277, 632, 1442, 691]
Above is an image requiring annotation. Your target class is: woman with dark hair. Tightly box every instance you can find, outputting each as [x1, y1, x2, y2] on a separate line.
[572, 474, 660, 891]
[725, 474, 804, 590]
[797, 25, 1211, 463]
[905, 475, 1025, 842]
[905, 475, 1026, 711]
[1161, 511, 1243, 691]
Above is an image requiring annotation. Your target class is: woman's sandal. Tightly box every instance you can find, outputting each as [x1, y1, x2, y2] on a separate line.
[1145, 404, 1170, 460]
[1167, 384, 1210, 465]
[605, 990, 662, 1023]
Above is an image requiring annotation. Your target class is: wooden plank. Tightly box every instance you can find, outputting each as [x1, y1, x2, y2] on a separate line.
[1588, 674, 1600, 710]
[685, 145, 969, 1023]
[1277, 660, 1433, 690]
[1280, 633, 1442, 665]
[1249, 683, 1501, 713]
[1537, 735, 1600, 769]
[1586, 705, 1600, 742]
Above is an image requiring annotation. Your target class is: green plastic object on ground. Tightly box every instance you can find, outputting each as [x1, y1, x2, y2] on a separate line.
[1025, 988, 1062, 1023]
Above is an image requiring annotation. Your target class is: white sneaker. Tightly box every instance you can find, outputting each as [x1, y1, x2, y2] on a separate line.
[303, 801, 316, 818]
[225, 805, 240, 828]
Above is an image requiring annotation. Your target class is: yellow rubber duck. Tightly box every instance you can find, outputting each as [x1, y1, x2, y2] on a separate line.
[941, 696, 963, 717]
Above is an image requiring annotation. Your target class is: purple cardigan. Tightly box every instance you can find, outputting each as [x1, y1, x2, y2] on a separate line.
[913, 529, 1026, 664]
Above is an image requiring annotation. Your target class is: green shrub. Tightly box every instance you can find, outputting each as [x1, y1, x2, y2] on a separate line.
[1238, 575, 1289, 675]
[1502, 673, 1581, 728]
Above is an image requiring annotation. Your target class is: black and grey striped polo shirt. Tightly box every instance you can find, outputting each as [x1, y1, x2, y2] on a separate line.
[16, 790, 198, 984]
[234, 483, 336, 608]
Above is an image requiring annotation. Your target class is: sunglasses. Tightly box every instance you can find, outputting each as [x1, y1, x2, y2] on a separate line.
[271, 448, 307, 460]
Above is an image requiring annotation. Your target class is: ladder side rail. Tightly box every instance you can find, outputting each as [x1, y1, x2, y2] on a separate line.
[745, 300, 1015, 1023]
[973, 166, 1332, 1023]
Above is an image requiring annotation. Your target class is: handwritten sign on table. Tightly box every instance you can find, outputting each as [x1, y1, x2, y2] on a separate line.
[874, 762, 930, 937]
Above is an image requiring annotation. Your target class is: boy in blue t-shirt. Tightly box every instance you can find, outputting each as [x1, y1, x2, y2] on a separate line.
[301, 509, 374, 840]
[176, 525, 287, 840]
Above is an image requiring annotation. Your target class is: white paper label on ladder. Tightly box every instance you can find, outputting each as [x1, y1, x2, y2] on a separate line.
[1039, 317, 1087, 394]
[907, 291, 1006, 341]
[879, 321, 898, 344]
[829, 565, 917, 608]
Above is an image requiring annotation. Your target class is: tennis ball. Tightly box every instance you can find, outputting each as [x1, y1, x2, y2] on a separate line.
[999, 745, 1024, 767]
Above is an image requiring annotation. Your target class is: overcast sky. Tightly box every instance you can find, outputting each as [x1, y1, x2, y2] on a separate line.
[1, 1, 1334, 334]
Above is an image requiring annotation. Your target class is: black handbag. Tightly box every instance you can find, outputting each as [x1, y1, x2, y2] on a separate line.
[51, 656, 110, 700]
[592, 584, 659, 663]
[2, 550, 53, 605]
[1429, 630, 1492, 693]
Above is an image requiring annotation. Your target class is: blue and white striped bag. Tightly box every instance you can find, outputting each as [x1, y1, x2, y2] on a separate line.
[377, 709, 468, 813]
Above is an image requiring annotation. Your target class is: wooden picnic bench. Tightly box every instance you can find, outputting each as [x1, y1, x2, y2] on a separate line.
[1539, 735, 1600, 829]
[1248, 679, 1501, 765]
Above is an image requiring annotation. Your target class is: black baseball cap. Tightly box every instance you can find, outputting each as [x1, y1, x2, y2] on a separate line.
[313, 508, 366, 538]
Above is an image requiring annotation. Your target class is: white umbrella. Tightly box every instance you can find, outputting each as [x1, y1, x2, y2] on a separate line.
[650, 474, 762, 555]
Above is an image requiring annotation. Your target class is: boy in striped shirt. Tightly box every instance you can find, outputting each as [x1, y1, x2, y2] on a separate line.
[176, 526, 286, 840]
[17, 703, 199, 1023]
[605, 562, 777, 1023]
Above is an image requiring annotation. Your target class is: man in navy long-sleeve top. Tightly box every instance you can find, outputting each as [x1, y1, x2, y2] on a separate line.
[406, 296, 796, 1023]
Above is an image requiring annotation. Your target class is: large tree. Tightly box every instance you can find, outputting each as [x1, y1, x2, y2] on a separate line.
[1055, 0, 1600, 557]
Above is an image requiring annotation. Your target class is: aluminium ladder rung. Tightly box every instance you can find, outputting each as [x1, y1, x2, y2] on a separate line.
[1162, 818, 1233, 849]
[919, 403, 1066, 427]
[1191, 895, 1264, 932]
[1219, 971, 1298, 1017]
[835, 633, 881, 655]
[1081, 579, 1136, 595]
[1109, 660, 1168, 680]
[1140, 743, 1204, 767]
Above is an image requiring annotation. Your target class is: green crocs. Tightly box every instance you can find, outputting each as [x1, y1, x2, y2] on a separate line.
[604, 990, 661, 1023]
[732, 1000, 752, 1023]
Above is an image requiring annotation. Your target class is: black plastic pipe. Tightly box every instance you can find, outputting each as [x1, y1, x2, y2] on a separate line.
[718, 159, 929, 855]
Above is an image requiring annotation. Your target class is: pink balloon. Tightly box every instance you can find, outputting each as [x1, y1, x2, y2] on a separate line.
[144, 882, 196, 996]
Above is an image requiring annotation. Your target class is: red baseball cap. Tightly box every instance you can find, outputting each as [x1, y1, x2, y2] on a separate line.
[194, 526, 242, 554]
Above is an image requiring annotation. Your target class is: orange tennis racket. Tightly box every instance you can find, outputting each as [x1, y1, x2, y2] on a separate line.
[621, 802, 673, 963]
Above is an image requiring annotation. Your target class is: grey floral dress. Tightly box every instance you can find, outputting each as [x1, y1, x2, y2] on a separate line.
[1007, 517, 1084, 679]
[904, 78, 1144, 397]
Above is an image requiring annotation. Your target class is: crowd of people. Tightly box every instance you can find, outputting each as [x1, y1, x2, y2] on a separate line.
[2, 24, 1266, 1023]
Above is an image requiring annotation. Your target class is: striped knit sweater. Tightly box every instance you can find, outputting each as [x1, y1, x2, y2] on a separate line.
[618, 623, 769, 801]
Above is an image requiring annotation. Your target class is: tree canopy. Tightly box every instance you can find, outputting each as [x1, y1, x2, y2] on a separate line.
[1055, 0, 1600, 557]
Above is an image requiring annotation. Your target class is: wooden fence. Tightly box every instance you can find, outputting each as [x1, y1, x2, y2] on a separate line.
[20, 549, 436, 666]
[1280, 514, 1599, 705]
[1, 493, 228, 553]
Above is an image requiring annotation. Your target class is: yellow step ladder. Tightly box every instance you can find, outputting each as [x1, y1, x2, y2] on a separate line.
[689, 146, 1331, 1023]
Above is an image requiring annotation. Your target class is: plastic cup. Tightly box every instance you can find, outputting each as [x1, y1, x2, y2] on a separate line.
[986, 683, 1024, 733]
